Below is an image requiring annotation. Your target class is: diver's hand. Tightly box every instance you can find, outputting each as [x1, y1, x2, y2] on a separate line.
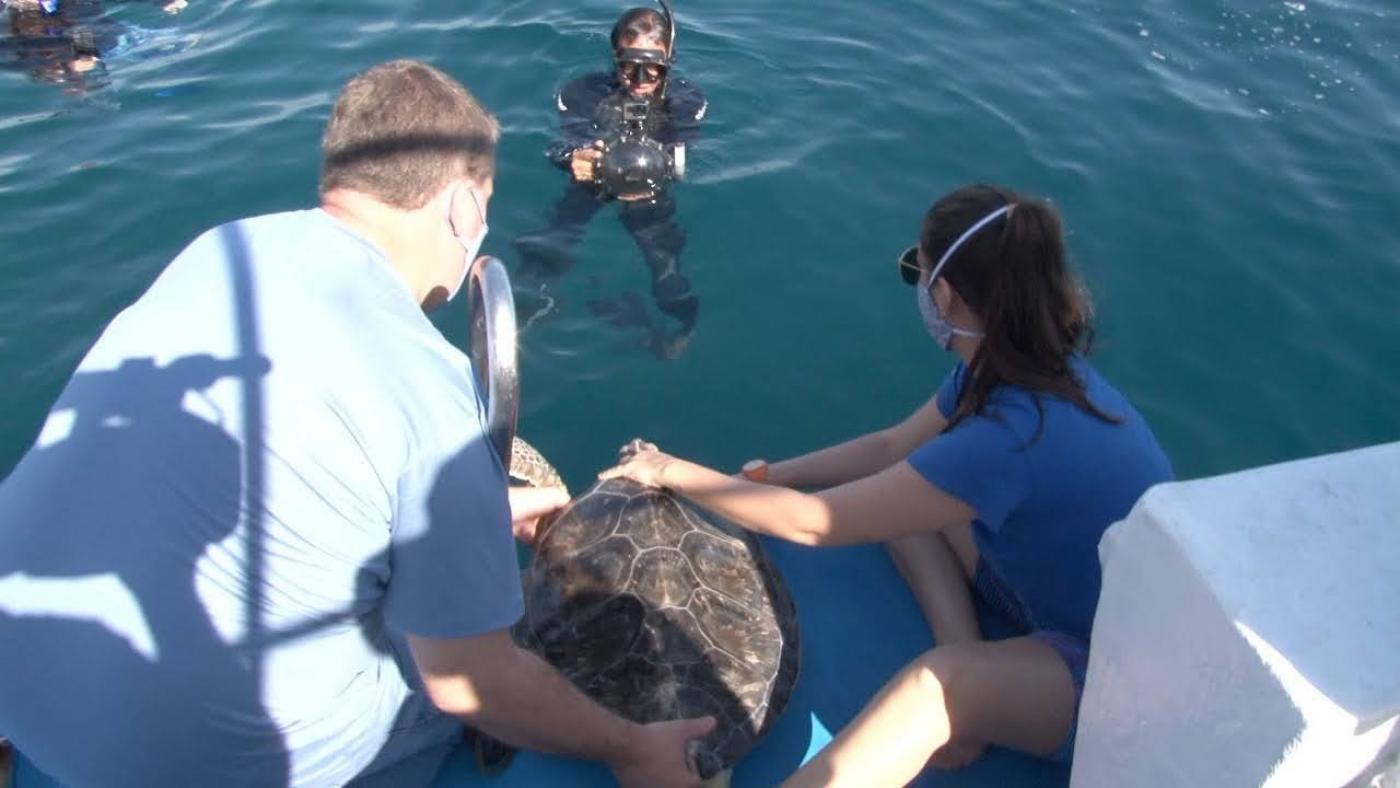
[609, 716, 716, 788]
[599, 439, 679, 489]
[570, 142, 604, 183]
[69, 56, 100, 74]
[507, 485, 569, 545]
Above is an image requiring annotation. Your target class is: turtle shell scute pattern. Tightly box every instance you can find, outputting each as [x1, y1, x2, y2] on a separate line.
[515, 478, 800, 779]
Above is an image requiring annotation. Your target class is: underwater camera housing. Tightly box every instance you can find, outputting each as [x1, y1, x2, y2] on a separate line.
[595, 100, 685, 200]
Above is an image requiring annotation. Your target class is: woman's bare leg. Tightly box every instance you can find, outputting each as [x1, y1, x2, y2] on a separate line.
[885, 525, 988, 767]
[783, 637, 1076, 788]
[886, 527, 980, 646]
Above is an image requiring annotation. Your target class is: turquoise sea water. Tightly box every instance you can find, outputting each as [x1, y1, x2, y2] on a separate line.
[2, 0, 1397, 785]
[2, 1, 1397, 483]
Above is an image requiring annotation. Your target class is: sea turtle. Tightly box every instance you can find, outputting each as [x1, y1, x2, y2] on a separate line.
[483, 438, 800, 784]
[461, 256, 797, 782]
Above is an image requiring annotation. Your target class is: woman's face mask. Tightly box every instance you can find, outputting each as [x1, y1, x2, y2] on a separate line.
[917, 277, 982, 351]
[899, 244, 986, 351]
[897, 203, 1011, 351]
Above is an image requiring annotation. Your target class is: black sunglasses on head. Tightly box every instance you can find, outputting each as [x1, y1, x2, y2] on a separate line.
[898, 245, 923, 286]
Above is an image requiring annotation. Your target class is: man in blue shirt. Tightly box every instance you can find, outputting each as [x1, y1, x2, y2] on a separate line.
[0, 59, 710, 788]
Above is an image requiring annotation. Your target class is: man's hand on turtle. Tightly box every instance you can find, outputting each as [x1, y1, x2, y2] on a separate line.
[507, 485, 569, 545]
[609, 715, 716, 788]
[600, 439, 676, 489]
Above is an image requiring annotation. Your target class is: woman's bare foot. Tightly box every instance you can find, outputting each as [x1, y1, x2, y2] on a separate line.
[927, 738, 986, 771]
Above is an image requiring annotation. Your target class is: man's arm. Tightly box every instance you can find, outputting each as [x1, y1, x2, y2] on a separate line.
[408, 630, 714, 787]
[546, 73, 611, 169]
[665, 78, 707, 145]
[408, 630, 633, 758]
[387, 426, 710, 786]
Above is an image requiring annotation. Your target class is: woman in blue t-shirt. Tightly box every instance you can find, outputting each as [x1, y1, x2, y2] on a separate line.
[602, 183, 1174, 784]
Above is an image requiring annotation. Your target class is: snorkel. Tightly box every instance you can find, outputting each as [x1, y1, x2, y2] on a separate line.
[654, 0, 676, 98]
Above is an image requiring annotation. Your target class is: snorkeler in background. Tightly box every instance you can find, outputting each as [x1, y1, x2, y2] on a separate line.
[2, 0, 188, 93]
[513, 0, 707, 360]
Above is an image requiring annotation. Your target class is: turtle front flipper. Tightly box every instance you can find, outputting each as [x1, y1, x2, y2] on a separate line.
[1, 736, 12, 788]
[509, 437, 565, 491]
[467, 728, 517, 776]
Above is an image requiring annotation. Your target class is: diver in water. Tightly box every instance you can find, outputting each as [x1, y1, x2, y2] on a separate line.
[2, 0, 187, 93]
[514, 0, 707, 360]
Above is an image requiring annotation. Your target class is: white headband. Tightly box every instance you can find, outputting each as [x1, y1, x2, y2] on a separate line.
[927, 204, 1014, 285]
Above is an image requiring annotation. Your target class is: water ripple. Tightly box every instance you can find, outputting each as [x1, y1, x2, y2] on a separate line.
[1, 0, 1396, 480]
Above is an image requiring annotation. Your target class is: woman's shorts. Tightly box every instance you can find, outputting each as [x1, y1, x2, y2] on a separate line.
[973, 559, 1088, 764]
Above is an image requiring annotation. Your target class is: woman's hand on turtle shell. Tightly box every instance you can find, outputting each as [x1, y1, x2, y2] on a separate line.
[507, 485, 570, 545]
[600, 439, 678, 489]
[610, 715, 717, 788]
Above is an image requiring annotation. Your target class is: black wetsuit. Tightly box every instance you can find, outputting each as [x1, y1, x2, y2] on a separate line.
[3, 0, 162, 91]
[515, 71, 707, 338]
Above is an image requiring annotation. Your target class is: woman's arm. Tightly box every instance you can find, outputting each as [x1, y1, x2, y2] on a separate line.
[760, 394, 949, 489]
[602, 442, 973, 548]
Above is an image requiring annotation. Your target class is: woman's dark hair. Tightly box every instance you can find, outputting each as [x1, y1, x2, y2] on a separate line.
[922, 184, 1118, 440]
[610, 7, 671, 52]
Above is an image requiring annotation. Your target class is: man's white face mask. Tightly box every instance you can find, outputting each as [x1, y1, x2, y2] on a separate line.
[447, 186, 489, 302]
